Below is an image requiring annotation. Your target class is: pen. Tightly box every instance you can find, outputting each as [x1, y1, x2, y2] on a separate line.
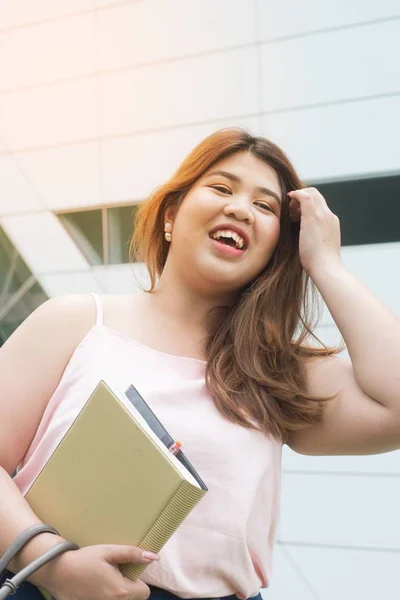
[169, 441, 182, 455]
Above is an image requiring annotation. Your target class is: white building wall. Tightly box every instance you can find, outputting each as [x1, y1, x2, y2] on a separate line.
[0, 2, 399, 598]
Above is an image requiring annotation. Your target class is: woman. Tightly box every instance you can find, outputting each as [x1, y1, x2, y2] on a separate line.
[1, 128, 399, 600]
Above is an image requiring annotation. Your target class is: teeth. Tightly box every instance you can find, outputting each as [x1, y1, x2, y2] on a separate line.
[210, 229, 245, 249]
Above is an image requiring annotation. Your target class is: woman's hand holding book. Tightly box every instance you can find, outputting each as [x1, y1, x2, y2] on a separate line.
[41, 544, 159, 600]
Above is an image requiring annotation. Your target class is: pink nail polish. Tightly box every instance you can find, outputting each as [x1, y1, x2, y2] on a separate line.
[142, 550, 160, 560]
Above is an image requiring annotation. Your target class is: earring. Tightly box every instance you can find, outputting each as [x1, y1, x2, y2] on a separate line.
[164, 222, 172, 242]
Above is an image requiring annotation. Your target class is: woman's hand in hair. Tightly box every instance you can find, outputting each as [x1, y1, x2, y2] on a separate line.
[287, 187, 342, 276]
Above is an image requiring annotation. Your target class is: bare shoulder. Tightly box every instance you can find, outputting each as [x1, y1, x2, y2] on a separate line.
[5, 293, 97, 348]
[0, 294, 97, 474]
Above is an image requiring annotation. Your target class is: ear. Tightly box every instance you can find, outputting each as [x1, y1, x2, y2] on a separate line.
[164, 205, 176, 226]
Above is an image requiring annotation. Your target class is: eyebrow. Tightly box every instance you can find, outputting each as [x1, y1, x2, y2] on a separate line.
[206, 170, 281, 204]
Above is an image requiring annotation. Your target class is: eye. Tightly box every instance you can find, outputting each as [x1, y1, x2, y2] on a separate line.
[210, 186, 275, 212]
[210, 185, 231, 194]
[255, 201, 273, 212]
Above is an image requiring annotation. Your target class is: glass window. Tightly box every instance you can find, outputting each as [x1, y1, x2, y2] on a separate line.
[0, 282, 48, 345]
[57, 205, 138, 266]
[107, 205, 138, 264]
[58, 209, 103, 265]
[0, 226, 48, 346]
[315, 173, 400, 246]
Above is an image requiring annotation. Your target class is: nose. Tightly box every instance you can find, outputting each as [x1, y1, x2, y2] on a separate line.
[223, 200, 255, 225]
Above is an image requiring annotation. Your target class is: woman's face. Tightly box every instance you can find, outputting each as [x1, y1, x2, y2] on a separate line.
[165, 150, 282, 295]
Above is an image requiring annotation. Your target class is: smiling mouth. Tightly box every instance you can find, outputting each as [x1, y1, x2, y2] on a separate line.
[209, 235, 246, 257]
[209, 235, 239, 248]
[208, 231, 248, 251]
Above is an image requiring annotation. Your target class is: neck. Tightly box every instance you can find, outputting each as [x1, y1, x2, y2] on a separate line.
[142, 268, 236, 337]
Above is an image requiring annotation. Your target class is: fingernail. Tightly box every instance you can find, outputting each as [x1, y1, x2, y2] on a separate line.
[142, 550, 160, 561]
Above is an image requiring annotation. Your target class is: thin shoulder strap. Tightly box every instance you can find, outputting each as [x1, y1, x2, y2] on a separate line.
[90, 293, 103, 326]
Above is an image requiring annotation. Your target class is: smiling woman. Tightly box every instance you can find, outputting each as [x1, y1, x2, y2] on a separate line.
[0, 126, 350, 600]
[130, 127, 346, 445]
[2, 123, 400, 600]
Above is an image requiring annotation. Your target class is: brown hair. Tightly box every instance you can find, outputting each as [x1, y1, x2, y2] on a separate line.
[130, 127, 346, 445]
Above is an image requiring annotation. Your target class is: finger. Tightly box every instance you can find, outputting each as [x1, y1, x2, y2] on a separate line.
[123, 579, 151, 600]
[288, 189, 329, 220]
[103, 545, 160, 565]
[288, 189, 313, 200]
[301, 187, 329, 209]
[287, 190, 314, 216]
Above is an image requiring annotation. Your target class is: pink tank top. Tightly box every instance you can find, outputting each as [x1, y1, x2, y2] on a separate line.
[14, 294, 282, 599]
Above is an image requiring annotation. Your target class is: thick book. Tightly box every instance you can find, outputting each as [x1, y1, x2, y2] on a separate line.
[24, 380, 208, 584]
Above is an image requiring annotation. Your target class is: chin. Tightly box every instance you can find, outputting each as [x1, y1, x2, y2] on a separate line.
[203, 268, 257, 291]
[189, 254, 263, 290]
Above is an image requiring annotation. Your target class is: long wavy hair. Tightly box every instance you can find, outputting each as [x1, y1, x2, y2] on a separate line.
[130, 127, 346, 445]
